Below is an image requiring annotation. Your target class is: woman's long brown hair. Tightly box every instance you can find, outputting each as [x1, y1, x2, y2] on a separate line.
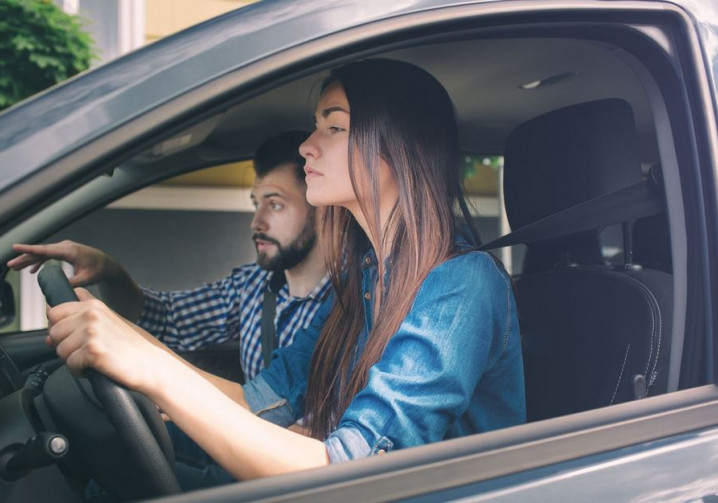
[304, 59, 480, 439]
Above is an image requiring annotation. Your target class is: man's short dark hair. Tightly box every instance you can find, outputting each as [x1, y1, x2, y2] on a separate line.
[253, 130, 310, 183]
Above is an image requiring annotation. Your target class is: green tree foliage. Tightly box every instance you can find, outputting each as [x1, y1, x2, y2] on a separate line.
[463, 154, 502, 179]
[0, 0, 95, 111]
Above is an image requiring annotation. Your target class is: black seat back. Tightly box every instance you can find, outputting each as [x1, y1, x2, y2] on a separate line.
[518, 268, 672, 420]
[501, 99, 673, 422]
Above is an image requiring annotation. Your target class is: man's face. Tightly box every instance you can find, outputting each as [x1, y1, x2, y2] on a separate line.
[250, 163, 316, 272]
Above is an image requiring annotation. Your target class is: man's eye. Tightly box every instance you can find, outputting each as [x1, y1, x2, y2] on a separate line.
[270, 202, 283, 210]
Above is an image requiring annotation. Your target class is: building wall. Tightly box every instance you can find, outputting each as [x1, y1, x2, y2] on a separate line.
[145, 0, 254, 44]
[46, 209, 502, 292]
[70, 0, 254, 63]
[48, 209, 257, 291]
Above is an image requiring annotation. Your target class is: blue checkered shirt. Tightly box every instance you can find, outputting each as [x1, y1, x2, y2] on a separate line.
[137, 264, 332, 381]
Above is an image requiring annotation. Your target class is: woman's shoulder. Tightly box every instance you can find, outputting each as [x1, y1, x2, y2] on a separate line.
[416, 250, 511, 300]
[434, 250, 508, 280]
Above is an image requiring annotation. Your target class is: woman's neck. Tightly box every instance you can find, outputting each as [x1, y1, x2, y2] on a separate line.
[345, 185, 398, 258]
[348, 204, 394, 258]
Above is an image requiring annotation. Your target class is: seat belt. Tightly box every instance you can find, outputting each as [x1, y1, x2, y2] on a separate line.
[480, 180, 664, 251]
[261, 271, 286, 367]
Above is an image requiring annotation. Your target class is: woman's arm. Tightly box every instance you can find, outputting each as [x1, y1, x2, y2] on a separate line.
[120, 314, 250, 408]
[47, 290, 329, 480]
[152, 357, 329, 479]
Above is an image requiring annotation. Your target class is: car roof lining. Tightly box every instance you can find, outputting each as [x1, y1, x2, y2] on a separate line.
[194, 36, 657, 161]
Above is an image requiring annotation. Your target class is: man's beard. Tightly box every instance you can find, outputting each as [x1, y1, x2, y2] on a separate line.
[254, 217, 316, 272]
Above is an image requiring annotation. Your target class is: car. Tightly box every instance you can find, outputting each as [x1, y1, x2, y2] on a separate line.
[0, 0, 717, 501]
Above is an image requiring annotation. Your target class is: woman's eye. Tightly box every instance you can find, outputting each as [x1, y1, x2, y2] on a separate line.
[328, 126, 344, 134]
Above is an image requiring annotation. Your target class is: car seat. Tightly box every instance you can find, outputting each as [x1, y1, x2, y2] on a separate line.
[483, 99, 673, 422]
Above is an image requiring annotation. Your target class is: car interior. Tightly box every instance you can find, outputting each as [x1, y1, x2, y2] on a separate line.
[0, 12, 708, 502]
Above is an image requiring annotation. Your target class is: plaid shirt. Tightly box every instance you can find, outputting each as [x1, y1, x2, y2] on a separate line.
[137, 264, 332, 381]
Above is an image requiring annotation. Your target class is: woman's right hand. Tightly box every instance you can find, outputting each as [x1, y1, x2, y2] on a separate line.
[7, 240, 118, 287]
[46, 288, 168, 393]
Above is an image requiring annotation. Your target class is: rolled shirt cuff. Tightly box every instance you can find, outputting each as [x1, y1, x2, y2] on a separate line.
[245, 378, 376, 464]
[324, 425, 372, 464]
[243, 375, 296, 427]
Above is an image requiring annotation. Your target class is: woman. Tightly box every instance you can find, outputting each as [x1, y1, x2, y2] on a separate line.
[47, 59, 525, 482]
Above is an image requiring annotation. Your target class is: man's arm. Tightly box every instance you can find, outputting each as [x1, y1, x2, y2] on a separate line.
[11, 241, 247, 403]
[8, 240, 145, 321]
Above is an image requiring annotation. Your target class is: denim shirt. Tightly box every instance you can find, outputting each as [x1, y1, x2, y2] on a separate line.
[243, 249, 525, 463]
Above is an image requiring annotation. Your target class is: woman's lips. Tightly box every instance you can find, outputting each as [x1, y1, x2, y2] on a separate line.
[304, 166, 322, 179]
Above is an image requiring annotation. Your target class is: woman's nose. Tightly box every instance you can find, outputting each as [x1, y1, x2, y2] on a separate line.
[299, 132, 319, 159]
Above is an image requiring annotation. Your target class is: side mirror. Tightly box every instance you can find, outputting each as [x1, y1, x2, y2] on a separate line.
[0, 281, 15, 328]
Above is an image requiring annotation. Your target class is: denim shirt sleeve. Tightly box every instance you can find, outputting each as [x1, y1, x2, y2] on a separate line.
[324, 251, 520, 462]
[243, 292, 335, 426]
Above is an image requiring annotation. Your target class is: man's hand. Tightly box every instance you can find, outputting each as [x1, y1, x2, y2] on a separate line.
[8, 240, 119, 287]
[9, 240, 144, 321]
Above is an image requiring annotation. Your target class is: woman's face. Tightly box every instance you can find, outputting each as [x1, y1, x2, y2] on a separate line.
[300, 81, 354, 210]
[300, 81, 396, 219]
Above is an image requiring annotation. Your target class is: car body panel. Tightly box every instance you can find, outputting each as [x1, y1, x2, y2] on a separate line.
[147, 386, 718, 502]
[407, 425, 718, 502]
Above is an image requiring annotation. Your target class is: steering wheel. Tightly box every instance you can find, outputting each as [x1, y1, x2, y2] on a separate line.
[37, 265, 181, 499]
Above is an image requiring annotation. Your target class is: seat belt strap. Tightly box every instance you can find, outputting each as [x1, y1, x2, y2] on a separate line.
[260, 271, 286, 368]
[480, 181, 664, 251]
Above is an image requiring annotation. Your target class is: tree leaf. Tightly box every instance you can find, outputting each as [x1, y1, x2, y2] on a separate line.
[0, 0, 96, 111]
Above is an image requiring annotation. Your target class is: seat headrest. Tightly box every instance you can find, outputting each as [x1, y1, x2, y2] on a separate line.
[503, 99, 642, 232]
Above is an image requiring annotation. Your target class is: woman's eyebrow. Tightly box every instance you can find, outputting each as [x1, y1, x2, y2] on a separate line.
[314, 106, 349, 122]
[322, 106, 349, 117]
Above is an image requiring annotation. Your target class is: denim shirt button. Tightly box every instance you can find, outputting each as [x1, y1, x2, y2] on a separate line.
[364, 292, 371, 300]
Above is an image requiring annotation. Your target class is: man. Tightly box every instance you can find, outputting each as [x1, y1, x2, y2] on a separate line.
[8, 130, 330, 382]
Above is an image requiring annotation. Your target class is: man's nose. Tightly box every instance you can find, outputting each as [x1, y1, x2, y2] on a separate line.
[251, 209, 268, 232]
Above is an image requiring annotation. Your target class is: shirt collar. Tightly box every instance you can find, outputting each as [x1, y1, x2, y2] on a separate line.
[271, 270, 332, 302]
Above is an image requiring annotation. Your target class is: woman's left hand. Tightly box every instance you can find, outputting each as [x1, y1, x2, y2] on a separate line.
[46, 288, 166, 392]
